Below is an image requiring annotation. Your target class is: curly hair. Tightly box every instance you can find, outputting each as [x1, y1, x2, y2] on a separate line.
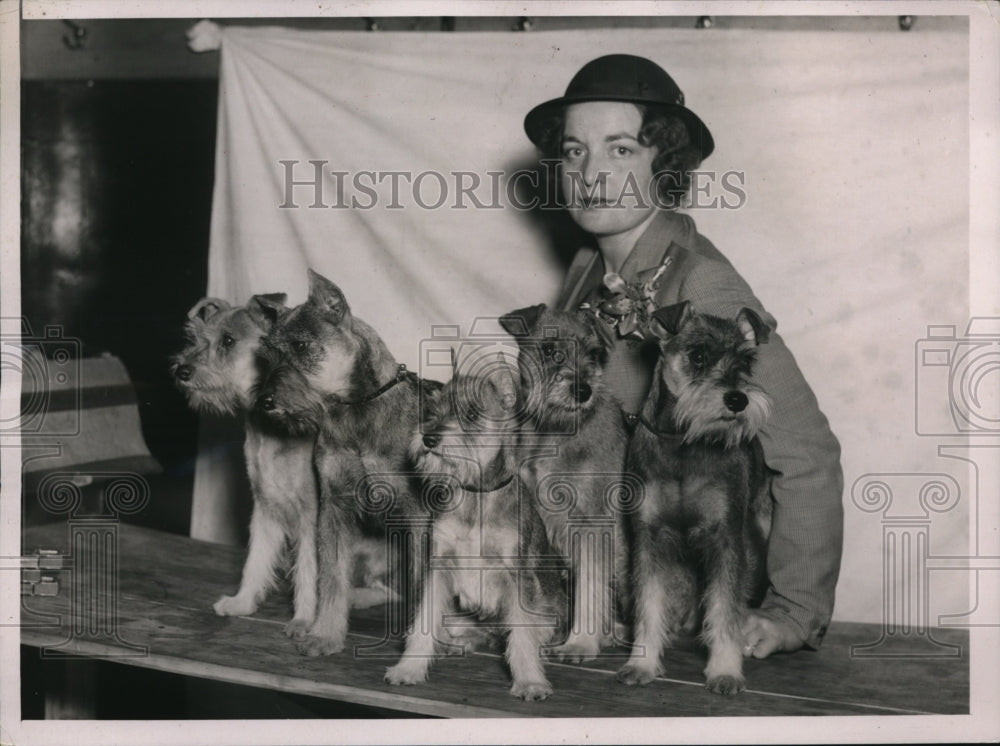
[536, 103, 704, 210]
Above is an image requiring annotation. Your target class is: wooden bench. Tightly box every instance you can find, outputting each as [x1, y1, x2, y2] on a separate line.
[19, 521, 968, 719]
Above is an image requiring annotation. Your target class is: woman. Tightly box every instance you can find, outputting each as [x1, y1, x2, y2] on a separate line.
[523, 54, 843, 659]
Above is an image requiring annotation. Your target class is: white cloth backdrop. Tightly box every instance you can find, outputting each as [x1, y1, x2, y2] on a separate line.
[195, 25, 972, 626]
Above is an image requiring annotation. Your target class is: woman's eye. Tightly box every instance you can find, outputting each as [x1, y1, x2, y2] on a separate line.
[562, 147, 583, 159]
[221, 334, 235, 349]
[614, 146, 633, 156]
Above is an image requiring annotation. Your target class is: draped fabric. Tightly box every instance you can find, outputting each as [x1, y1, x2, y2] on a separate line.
[195, 25, 970, 624]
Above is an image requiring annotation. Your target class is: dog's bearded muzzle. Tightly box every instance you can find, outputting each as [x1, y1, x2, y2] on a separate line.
[253, 364, 325, 434]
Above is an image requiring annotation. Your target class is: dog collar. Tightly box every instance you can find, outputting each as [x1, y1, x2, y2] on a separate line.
[461, 474, 515, 493]
[636, 413, 686, 442]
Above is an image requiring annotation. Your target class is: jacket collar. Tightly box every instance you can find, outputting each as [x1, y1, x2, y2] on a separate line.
[563, 210, 687, 311]
[618, 210, 687, 280]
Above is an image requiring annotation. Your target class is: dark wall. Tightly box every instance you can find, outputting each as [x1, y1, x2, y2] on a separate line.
[21, 79, 219, 532]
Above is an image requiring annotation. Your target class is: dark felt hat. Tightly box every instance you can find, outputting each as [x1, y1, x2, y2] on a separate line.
[523, 54, 714, 159]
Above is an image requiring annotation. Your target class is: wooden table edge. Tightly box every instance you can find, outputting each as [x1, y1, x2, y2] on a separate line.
[20, 630, 518, 719]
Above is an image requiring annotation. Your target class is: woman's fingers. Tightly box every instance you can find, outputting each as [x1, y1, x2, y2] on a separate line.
[741, 611, 805, 658]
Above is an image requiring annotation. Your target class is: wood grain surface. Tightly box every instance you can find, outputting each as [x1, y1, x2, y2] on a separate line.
[20, 522, 969, 718]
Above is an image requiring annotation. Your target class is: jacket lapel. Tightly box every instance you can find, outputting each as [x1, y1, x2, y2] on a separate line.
[557, 211, 697, 311]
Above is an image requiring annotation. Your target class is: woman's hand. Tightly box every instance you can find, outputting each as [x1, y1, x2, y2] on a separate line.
[741, 608, 807, 658]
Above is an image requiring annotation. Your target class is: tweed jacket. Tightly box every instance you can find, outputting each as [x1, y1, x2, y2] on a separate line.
[558, 210, 844, 649]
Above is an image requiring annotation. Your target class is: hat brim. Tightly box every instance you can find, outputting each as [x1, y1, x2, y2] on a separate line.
[523, 95, 714, 160]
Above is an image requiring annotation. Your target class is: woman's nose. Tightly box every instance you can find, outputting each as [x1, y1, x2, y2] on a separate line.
[581, 153, 602, 187]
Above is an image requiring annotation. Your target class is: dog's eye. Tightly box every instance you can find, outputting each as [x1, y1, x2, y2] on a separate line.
[466, 408, 480, 422]
[688, 349, 706, 368]
[541, 342, 555, 357]
[221, 334, 236, 349]
[292, 340, 309, 354]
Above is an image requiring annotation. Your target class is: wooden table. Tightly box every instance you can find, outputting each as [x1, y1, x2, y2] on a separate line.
[19, 522, 969, 718]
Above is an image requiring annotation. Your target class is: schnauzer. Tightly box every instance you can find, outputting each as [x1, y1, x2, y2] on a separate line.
[384, 358, 564, 700]
[499, 304, 629, 662]
[255, 270, 439, 656]
[172, 294, 322, 637]
[616, 301, 772, 695]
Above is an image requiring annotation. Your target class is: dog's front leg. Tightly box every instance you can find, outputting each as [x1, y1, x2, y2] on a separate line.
[504, 572, 556, 701]
[700, 518, 748, 695]
[214, 504, 284, 617]
[384, 564, 449, 686]
[285, 499, 318, 639]
[297, 452, 359, 657]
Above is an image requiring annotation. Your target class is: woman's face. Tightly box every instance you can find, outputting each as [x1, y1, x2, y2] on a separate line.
[559, 101, 658, 239]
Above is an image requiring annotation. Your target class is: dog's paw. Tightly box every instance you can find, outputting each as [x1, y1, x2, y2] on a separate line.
[706, 674, 745, 696]
[384, 661, 428, 686]
[284, 618, 311, 640]
[296, 634, 345, 657]
[550, 638, 600, 664]
[510, 679, 552, 701]
[616, 662, 659, 687]
[213, 595, 256, 617]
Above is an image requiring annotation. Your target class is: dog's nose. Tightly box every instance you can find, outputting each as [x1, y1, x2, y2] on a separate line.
[259, 392, 276, 411]
[723, 391, 748, 413]
[174, 364, 193, 382]
[422, 433, 441, 450]
[575, 382, 593, 404]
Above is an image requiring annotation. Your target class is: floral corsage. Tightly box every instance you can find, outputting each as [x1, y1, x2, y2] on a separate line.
[581, 258, 672, 342]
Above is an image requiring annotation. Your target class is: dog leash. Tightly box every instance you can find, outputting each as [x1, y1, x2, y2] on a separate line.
[338, 363, 419, 405]
[459, 474, 515, 493]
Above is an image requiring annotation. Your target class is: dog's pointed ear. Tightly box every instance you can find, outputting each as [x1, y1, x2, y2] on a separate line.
[491, 353, 519, 412]
[307, 269, 350, 324]
[649, 301, 694, 340]
[247, 293, 287, 329]
[578, 308, 615, 356]
[499, 304, 546, 338]
[737, 307, 771, 346]
[187, 297, 231, 322]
